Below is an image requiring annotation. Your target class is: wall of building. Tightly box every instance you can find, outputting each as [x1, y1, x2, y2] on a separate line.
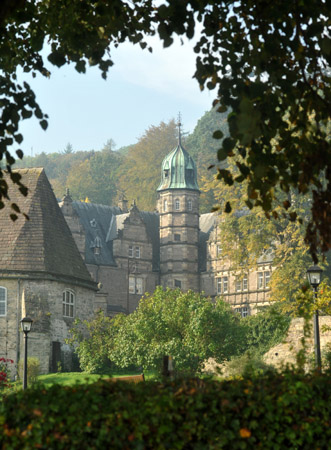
[0, 276, 95, 377]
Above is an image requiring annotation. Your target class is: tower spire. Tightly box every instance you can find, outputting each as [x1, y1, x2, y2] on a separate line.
[177, 112, 182, 145]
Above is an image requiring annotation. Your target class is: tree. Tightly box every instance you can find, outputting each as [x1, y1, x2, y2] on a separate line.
[1, 1, 329, 260]
[62, 143, 74, 154]
[117, 120, 178, 210]
[109, 287, 244, 375]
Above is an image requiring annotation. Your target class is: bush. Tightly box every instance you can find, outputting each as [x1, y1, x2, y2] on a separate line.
[18, 357, 40, 384]
[1, 370, 330, 448]
[0, 357, 14, 390]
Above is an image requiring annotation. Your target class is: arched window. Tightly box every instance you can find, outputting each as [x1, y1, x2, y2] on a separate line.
[188, 199, 192, 211]
[0, 287, 7, 316]
[175, 199, 180, 211]
[63, 289, 75, 318]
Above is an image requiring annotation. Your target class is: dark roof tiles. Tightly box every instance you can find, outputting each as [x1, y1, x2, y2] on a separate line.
[0, 168, 94, 285]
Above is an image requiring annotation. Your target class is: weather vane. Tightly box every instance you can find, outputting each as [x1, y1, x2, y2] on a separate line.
[177, 112, 182, 144]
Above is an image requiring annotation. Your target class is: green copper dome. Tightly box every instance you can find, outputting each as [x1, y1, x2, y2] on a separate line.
[157, 140, 199, 192]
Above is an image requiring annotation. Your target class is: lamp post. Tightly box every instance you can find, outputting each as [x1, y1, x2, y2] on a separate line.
[306, 265, 323, 370]
[20, 317, 33, 390]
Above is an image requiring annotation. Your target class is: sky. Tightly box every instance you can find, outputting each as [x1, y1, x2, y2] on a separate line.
[17, 34, 214, 156]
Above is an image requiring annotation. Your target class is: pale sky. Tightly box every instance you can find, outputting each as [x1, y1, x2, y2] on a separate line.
[16, 34, 213, 156]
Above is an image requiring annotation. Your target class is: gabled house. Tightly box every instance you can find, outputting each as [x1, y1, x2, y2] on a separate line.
[0, 168, 97, 375]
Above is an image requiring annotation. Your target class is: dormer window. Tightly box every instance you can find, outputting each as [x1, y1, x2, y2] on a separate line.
[175, 199, 180, 211]
[90, 219, 97, 227]
[186, 168, 193, 181]
[164, 169, 169, 178]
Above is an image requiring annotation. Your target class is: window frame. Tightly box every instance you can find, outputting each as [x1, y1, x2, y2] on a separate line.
[135, 246, 141, 258]
[175, 198, 180, 211]
[63, 289, 75, 318]
[128, 245, 133, 258]
[265, 271, 270, 288]
[174, 279, 182, 289]
[174, 233, 181, 242]
[243, 275, 248, 291]
[129, 276, 143, 294]
[0, 287, 7, 317]
[258, 272, 264, 289]
[187, 199, 192, 211]
[216, 277, 229, 295]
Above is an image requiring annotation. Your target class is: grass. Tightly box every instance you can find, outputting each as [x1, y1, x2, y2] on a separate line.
[2, 370, 156, 394]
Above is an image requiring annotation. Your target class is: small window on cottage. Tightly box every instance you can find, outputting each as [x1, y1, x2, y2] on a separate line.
[164, 200, 168, 212]
[135, 246, 141, 258]
[174, 234, 181, 242]
[0, 287, 7, 316]
[188, 199, 192, 211]
[174, 279, 182, 289]
[175, 199, 180, 211]
[63, 290, 75, 318]
[128, 245, 133, 258]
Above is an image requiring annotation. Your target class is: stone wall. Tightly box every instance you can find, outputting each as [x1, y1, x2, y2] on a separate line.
[264, 316, 331, 369]
[0, 276, 95, 377]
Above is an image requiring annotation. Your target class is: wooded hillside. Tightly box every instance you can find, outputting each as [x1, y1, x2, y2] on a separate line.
[14, 109, 228, 213]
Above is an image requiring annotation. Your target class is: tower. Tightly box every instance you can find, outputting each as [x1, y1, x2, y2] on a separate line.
[157, 118, 200, 291]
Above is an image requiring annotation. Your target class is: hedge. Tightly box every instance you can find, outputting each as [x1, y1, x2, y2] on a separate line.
[1, 371, 330, 449]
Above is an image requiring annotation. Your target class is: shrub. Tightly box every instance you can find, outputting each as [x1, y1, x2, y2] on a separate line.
[18, 357, 40, 384]
[0, 357, 13, 390]
[0, 370, 330, 448]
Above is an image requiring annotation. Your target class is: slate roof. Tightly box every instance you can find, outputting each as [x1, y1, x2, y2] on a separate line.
[72, 202, 160, 270]
[0, 168, 95, 288]
[72, 202, 122, 267]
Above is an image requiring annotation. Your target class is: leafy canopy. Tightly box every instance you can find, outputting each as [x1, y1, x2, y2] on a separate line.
[0, 0, 330, 261]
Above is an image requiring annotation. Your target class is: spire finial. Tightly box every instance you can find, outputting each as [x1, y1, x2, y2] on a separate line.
[177, 112, 182, 145]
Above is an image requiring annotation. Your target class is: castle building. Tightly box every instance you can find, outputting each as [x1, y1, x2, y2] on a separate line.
[60, 126, 273, 317]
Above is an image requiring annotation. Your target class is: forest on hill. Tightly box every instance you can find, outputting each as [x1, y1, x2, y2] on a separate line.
[14, 108, 229, 213]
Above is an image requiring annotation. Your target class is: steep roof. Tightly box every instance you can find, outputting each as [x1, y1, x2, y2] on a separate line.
[157, 141, 199, 192]
[199, 213, 218, 271]
[72, 201, 122, 266]
[71, 202, 160, 270]
[0, 168, 95, 288]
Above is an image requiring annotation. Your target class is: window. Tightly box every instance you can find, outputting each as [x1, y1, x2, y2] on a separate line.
[164, 169, 169, 178]
[175, 199, 180, 211]
[243, 276, 248, 291]
[217, 245, 222, 258]
[223, 276, 228, 293]
[216, 277, 228, 295]
[234, 307, 249, 318]
[258, 271, 271, 289]
[235, 279, 242, 292]
[174, 279, 182, 288]
[0, 287, 7, 316]
[129, 277, 143, 294]
[174, 233, 181, 242]
[164, 200, 168, 212]
[265, 271, 270, 288]
[188, 199, 192, 211]
[129, 245, 140, 258]
[258, 272, 264, 289]
[63, 290, 75, 318]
